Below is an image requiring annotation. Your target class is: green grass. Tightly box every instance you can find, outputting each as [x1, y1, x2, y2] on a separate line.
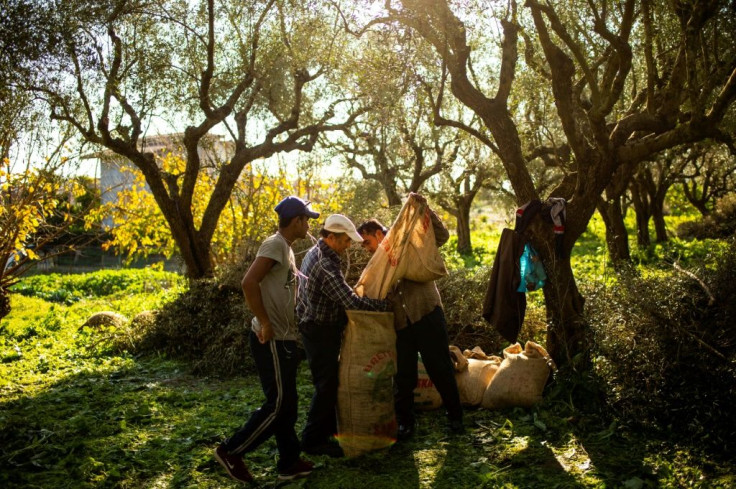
[2, 266, 734, 488]
[12, 268, 186, 305]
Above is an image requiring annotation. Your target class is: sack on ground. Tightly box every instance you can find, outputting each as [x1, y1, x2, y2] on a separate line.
[414, 347, 502, 410]
[355, 195, 447, 299]
[463, 345, 493, 360]
[481, 341, 553, 409]
[456, 357, 502, 407]
[337, 310, 397, 457]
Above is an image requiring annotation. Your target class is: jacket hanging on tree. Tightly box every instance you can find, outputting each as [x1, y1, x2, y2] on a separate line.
[482, 227, 527, 343]
[482, 199, 565, 343]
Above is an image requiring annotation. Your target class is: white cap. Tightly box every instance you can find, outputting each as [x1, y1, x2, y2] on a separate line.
[324, 214, 363, 242]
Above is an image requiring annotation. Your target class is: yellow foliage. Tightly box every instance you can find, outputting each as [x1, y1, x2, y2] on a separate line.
[86, 155, 355, 268]
[1, 167, 67, 280]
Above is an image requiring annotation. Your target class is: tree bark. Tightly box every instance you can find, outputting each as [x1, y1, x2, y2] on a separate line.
[632, 162, 675, 244]
[383, 180, 403, 207]
[636, 211, 651, 247]
[455, 202, 472, 254]
[597, 197, 631, 263]
[630, 183, 652, 247]
[0, 287, 9, 322]
[652, 199, 668, 242]
[528, 211, 590, 367]
[543, 255, 587, 366]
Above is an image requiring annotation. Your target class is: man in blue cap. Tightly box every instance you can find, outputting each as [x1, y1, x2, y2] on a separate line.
[215, 196, 319, 483]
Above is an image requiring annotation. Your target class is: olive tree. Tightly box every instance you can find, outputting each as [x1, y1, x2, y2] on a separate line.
[380, 0, 736, 365]
[27, 0, 369, 279]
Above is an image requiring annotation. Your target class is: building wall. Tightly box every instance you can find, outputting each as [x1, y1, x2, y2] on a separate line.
[94, 133, 235, 228]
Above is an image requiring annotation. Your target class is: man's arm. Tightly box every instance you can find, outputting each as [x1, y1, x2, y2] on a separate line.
[242, 256, 276, 343]
[410, 192, 449, 247]
[428, 208, 450, 247]
[320, 259, 389, 311]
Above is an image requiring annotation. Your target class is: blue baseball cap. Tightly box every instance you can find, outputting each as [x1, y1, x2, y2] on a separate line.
[274, 196, 320, 220]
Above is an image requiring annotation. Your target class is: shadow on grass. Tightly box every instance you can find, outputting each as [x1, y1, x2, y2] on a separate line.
[0, 357, 269, 488]
[379, 404, 659, 489]
[0, 357, 726, 488]
[299, 444, 420, 489]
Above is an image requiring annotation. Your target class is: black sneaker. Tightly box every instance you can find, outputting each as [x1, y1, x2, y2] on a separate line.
[214, 445, 254, 484]
[302, 440, 344, 458]
[278, 457, 314, 481]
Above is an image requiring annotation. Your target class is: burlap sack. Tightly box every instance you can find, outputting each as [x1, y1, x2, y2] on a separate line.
[449, 345, 469, 372]
[463, 346, 492, 360]
[456, 357, 502, 407]
[414, 356, 443, 411]
[337, 310, 397, 457]
[481, 341, 553, 409]
[355, 195, 447, 299]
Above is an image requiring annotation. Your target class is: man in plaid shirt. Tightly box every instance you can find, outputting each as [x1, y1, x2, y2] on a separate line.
[297, 214, 390, 457]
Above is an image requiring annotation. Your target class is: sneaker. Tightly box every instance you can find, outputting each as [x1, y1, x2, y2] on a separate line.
[214, 445, 254, 484]
[302, 440, 344, 458]
[278, 457, 314, 481]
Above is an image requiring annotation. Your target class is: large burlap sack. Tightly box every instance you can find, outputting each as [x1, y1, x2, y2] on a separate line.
[481, 341, 554, 409]
[463, 346, 493, 360]
[355, 195, 447, 299]
[337, 310, 397, 457]
[456, 357, 502, 407]
[414, 356, 443, 411]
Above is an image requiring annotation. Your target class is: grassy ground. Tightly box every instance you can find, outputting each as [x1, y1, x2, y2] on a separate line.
[2, 208, 734, 488]
[1, 271, 734, 488]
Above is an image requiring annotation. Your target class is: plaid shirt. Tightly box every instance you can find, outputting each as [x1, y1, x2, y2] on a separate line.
[297, 239, 388, 325]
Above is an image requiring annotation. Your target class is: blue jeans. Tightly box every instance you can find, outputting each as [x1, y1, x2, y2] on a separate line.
[394, 306, 463, 426]
[299, 320, 344, 447]
[223, 332, 300, 471]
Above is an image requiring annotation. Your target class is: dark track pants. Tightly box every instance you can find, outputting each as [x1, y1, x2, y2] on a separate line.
[299, 320, 343, 448]
[223, 331, 300, 471]
[394, 306, 463, 426]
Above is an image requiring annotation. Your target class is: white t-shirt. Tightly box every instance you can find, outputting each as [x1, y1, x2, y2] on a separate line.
[250, 233, 298, 341]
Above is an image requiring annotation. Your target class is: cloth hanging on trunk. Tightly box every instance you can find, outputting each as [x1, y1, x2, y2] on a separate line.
[482, 200, 547, 343]
[482, 228, 527, 343]
[547, 197, 567, 258]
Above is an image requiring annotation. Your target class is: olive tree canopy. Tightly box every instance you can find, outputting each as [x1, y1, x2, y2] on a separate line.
[26, 0, 370, 279]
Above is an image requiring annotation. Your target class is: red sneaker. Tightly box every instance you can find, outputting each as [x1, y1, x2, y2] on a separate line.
[277, 457, 314, 481]
[214, 445, 254, 484]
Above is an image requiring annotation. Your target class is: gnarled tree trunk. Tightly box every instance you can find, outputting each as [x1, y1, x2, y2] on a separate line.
[598, 197, 631, 263]
[652, 200, 668, 242]
[455, 203, 472, 254]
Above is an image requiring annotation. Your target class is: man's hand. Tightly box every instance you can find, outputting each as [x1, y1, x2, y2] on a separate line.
[409, 192, 427, 205]
[257, 321, 274, 343]
[378, 298, 393, 312]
